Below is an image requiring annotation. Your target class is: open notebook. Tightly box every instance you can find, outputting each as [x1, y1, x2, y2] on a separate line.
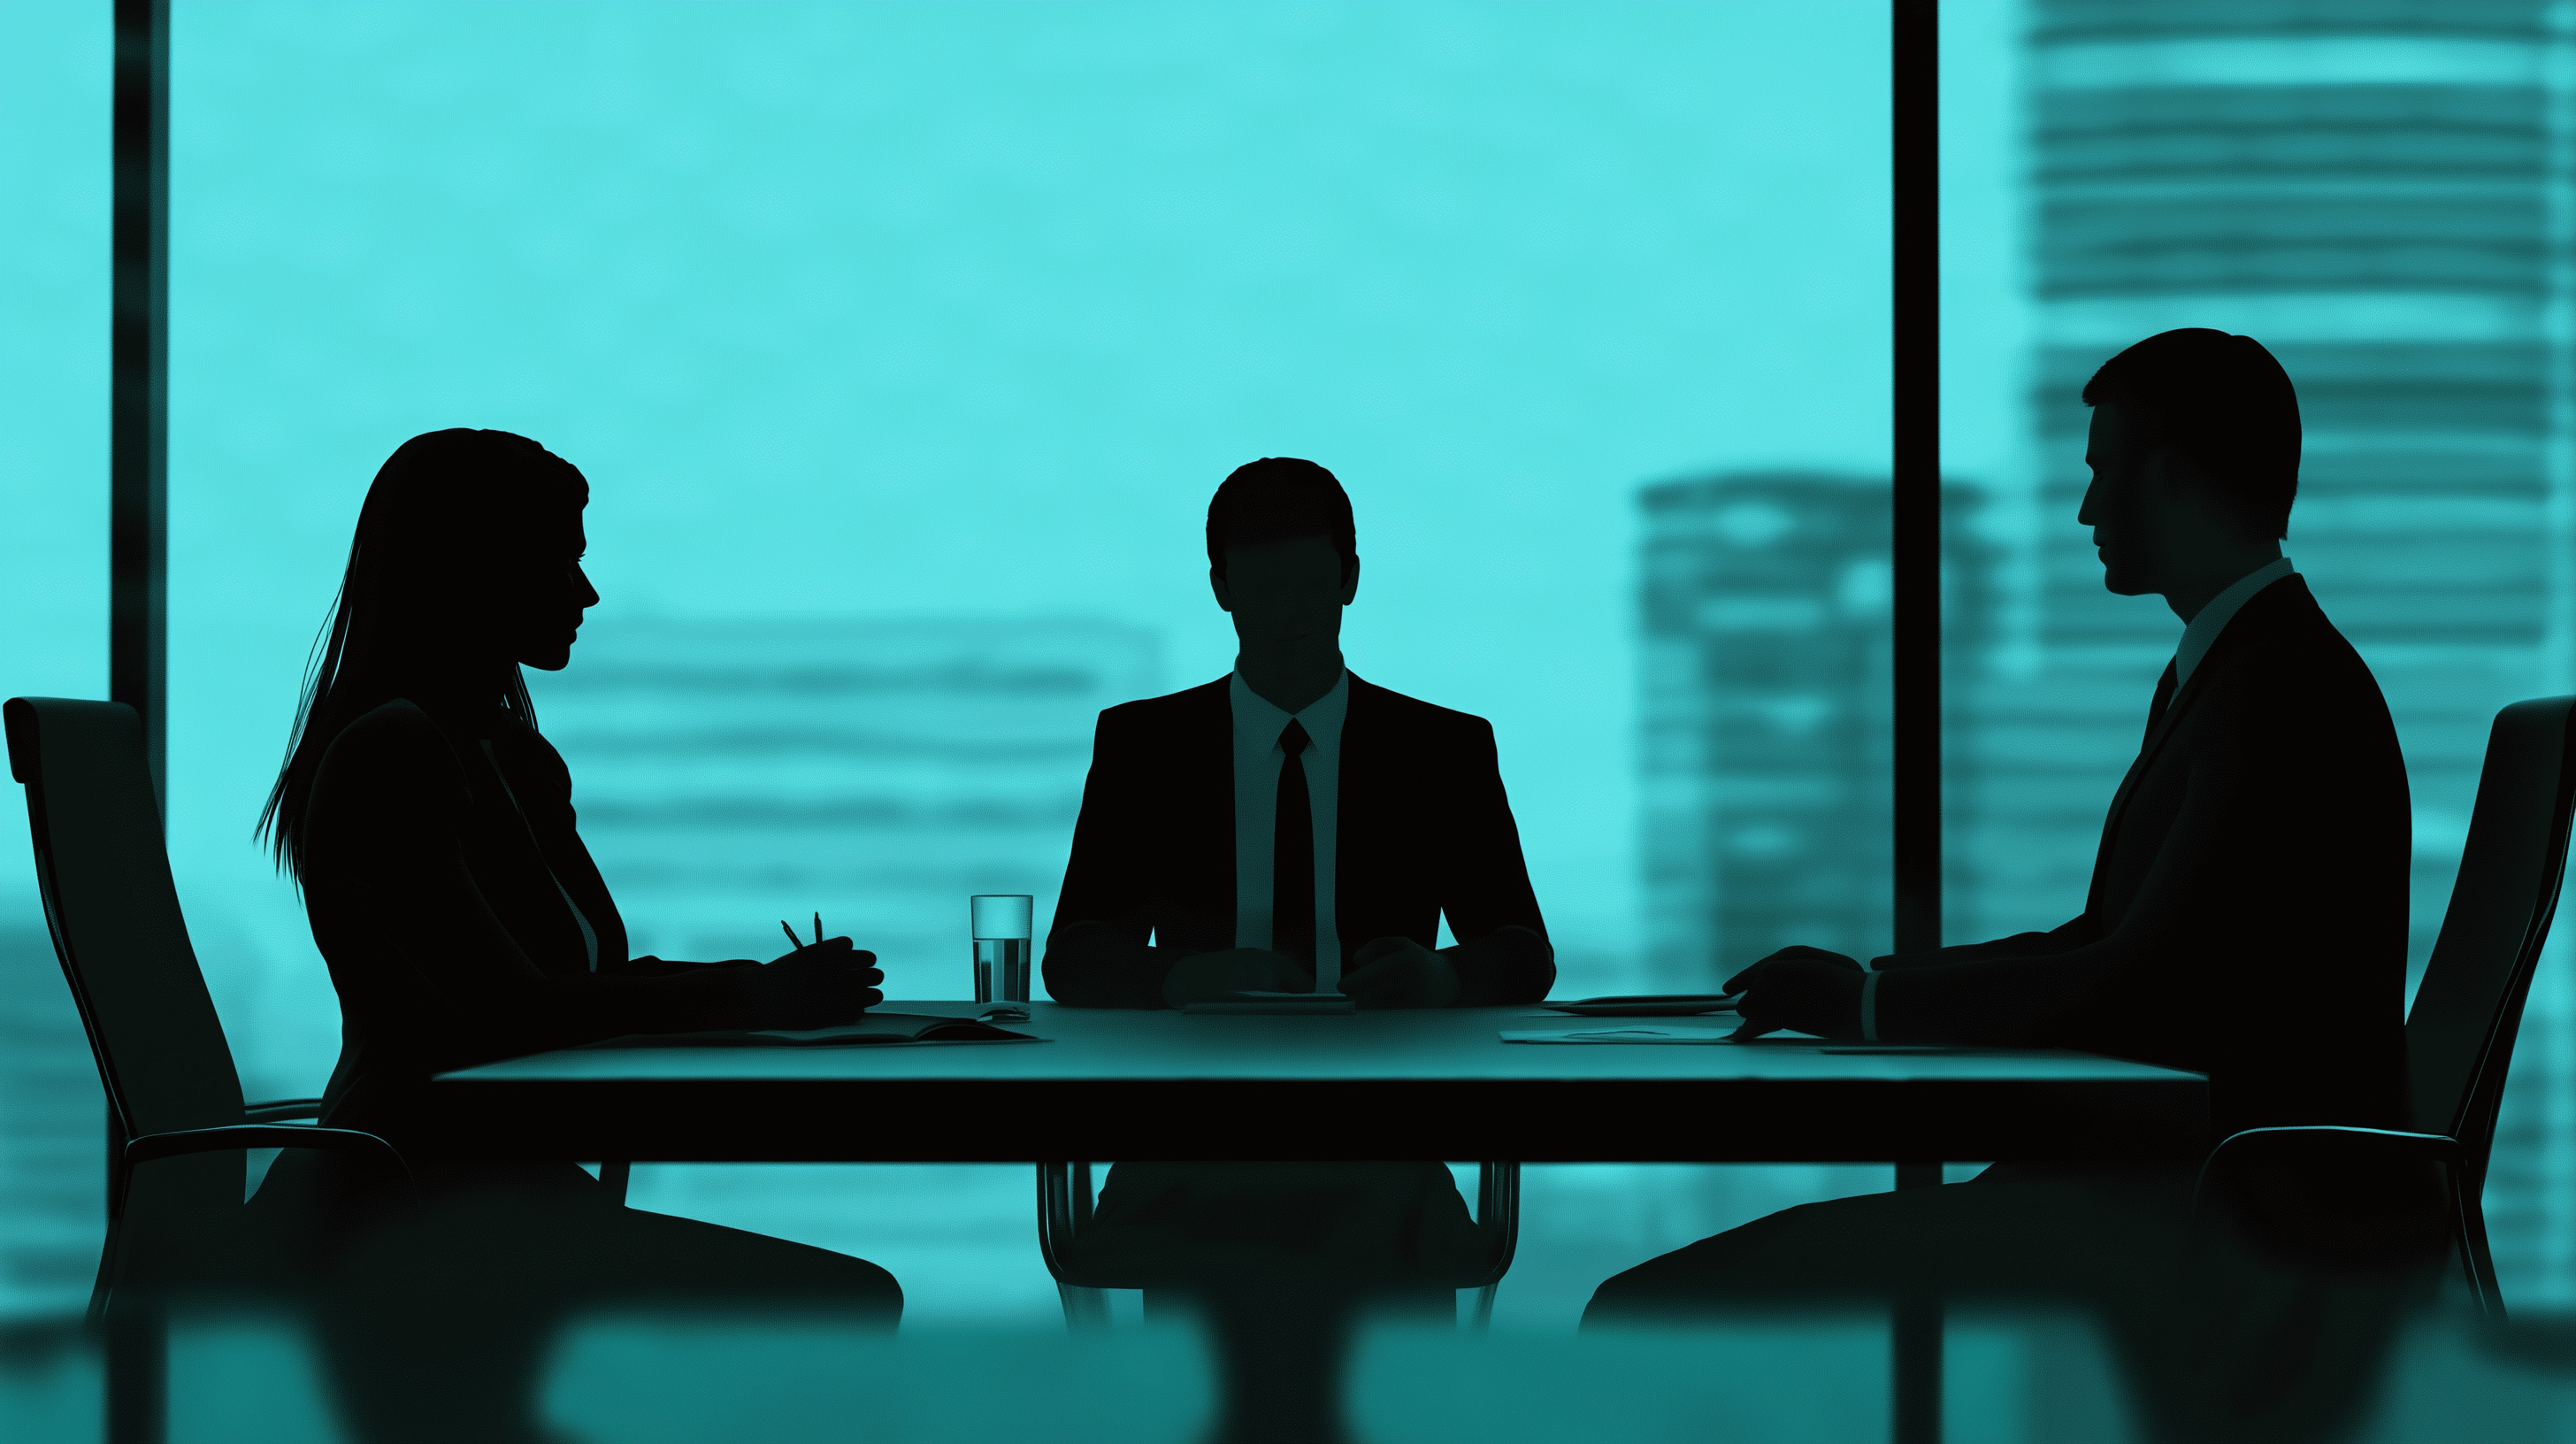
[584, 1013, 1041, 1048]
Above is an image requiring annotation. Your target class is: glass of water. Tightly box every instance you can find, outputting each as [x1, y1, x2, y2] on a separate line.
[971, 895, 1033, 1003]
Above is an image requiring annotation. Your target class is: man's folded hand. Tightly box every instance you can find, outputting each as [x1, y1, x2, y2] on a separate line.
[1162, 947, 1312, 1008]
[1341, 936, 1461, 1010]
[1725, 946, 1864, 1041]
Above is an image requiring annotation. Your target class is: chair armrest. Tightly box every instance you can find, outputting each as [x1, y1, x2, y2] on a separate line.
[242, 1097, 325, 1123]
[2195, 1125, 2460, 1273]
[116, 1124, 415, 1218]
[2196, 1125, 2463, 1207]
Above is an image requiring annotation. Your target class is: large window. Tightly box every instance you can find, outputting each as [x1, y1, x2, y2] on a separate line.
[138, 0, 1896, 1325]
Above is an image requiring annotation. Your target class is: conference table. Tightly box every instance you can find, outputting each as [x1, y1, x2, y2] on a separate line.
[424, 1001, 2209, 1164]
[425, 1002, 2208, 1444]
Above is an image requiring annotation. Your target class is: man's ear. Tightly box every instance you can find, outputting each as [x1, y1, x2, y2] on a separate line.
[1210, 567, 1235, 613]
[2147, 447, 2236, 530]
[1339, 554, 1361, 606]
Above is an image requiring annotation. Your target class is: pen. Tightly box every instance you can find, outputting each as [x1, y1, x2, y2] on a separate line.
[780, 920, 804, 953]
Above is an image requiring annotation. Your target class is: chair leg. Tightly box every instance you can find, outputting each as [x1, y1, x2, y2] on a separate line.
[1468, 1282, 1499, 1332]
[600, 1160, 632, 1206]
[2453, 1168, 2505, 1317]
[103, 1302, 167, 1444]
[1056, 1282, 1112, 1330]
[88, 1216, 128, 1328]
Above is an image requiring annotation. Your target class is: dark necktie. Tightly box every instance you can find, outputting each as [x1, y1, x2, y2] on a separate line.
[2089, 657, 2183, 926]
[2145, 658, 2179, 741]
[1273, 720, 1315, 966]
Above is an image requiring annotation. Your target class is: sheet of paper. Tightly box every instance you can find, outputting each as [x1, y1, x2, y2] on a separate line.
[1499, 1026, 1736, 1044]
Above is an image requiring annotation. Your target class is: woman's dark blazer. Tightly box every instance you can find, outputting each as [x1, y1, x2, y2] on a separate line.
[301, 699, 761, 1148]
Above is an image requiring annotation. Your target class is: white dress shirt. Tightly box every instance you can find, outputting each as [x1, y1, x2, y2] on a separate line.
[1860, 556, 2296, 1041]
[1230, 669, 1350, 992]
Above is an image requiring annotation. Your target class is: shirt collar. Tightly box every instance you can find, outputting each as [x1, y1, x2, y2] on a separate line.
[1230, 668, 1350, 751]
[2175, 557, 2295, 688]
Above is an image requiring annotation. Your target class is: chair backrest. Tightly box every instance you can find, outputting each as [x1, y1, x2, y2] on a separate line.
[5, 698, 249, 1156]
[2407, 695, 2576, 1165]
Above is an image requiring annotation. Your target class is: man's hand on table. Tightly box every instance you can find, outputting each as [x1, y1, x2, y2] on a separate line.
[1162, 948, 1313, 1008]
[745, 937, 885, 1028]
[1724, 946, 1864, 1041]
[1342, 937, 1461, 1010]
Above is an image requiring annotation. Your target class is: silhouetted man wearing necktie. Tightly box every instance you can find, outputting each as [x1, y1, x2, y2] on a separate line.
[1043, 457, 1552, 1443]
[1045, 456, 1552, 1010]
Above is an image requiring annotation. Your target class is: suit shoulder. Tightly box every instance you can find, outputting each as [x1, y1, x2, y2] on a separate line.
[2218, 583, 2399, 744]
[1094, 677, 1229, 738]
[1351, 678, 1495, 740]
[2243, 581, 2379, 683]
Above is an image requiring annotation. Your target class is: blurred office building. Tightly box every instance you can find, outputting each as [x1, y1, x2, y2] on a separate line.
[1638, 473, 1996, 987]
[0, 926, 98, 1319]
[1986, 0, 2576, 1301]
[526, 618, 1159, 989]
[1640, 474, 1891, 988]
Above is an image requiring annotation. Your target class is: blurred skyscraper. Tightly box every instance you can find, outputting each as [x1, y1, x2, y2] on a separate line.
[1638, 474, 1995, 987]
[0, 926, 97, 1319]
[526, 618, 1158, 987]
[1982, 0, 2576, 1302]
[1640, 474, 1892, 987]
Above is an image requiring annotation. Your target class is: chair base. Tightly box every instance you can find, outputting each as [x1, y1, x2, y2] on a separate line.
[1037, 1162, 1519, 1332]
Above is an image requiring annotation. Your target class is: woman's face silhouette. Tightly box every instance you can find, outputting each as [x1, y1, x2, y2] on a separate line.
[484, 505, 598, 672]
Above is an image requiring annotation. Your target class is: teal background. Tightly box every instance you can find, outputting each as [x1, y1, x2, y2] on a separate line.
[1, 0, 1924, 1340]
[150, 0, 1897, 1093]
[34, 11, 2576, 1437]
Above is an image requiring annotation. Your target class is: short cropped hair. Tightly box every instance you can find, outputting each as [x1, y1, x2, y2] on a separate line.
[2082, 329, 2301, 539]
[1205, 457, 1357, 577]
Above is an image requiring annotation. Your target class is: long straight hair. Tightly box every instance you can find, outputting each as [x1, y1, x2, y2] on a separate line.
[257, 429, 588, 882]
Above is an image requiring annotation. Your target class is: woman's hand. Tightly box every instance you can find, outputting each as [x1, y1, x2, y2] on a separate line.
[744, 936, 884, 1029]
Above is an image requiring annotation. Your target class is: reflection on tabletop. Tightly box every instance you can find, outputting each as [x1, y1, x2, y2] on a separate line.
[13, 1294, 2576, 1444]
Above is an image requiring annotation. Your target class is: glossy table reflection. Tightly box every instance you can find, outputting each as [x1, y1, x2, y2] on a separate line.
[425, 1002, 2207, 1164]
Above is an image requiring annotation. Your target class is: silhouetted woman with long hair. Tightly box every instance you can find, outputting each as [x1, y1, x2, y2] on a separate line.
[255, 429, 897, 1443]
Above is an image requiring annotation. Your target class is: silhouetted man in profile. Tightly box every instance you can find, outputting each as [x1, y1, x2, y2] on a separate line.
[1046, 455, 1552, 1009]
[1587, 331, 2416, 1374]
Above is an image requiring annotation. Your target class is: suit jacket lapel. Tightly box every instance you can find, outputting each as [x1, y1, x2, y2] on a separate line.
[1332, 674, 1380, 923]
[2082, 578, 2301, 922]
[2086, 663, 2197, 922]
[1168, 678, 1237, 932]
[2098, 663, 2181, 841]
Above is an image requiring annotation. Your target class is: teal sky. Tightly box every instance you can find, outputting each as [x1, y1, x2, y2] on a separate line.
[3, 1, 2036, 1091]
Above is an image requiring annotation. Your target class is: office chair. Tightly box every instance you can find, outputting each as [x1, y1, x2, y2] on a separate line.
[1038, 1159, 1522, 1330]
[2196, 695, 2576, 1317]
[7, 696, 415, 1443]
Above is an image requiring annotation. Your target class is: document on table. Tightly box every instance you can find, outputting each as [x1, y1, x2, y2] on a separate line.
[1184, 992, 1355, 1015]
[584, 1014, 1042, 1048]
[1499, 1026, 1737, 1044]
